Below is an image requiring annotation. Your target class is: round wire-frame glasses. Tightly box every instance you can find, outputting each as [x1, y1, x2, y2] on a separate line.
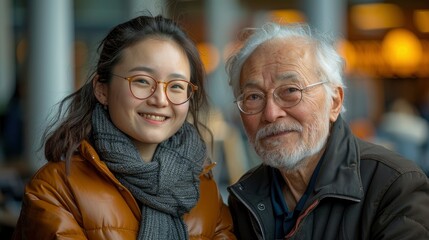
[235, 81, 327, 115]
[112, 73, 198, 105]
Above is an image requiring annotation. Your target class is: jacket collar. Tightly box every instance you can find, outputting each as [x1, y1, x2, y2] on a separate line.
[78, 140, 142, 219]
[79, 139, 218, 221]
[312, 115, 363, 202]
[79, 140, 121, 184]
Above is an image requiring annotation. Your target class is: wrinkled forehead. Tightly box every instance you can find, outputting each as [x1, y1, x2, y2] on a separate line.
[241, 37, 319, 84]
[260, 37, 313, 58]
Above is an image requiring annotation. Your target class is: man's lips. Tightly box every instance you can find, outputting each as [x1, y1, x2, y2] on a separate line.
[260, 129, 296, 139]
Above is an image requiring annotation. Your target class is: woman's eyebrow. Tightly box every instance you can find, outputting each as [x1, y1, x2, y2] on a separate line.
[128, 66, 188, 79]
[128, 66, 155, 74]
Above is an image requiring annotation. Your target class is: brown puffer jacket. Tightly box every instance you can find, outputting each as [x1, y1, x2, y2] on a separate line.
[13, 140, 236, 240]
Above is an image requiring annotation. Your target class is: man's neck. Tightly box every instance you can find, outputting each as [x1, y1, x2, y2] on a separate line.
[279, 153, 323, 210]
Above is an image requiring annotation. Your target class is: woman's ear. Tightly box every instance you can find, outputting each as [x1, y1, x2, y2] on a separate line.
[93, 75, 108, 105]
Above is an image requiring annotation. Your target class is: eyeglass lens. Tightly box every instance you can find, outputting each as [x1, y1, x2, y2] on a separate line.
[237, 82, 326, 114]
[129, 75, 193, 104]
[238, 85, 303, 114]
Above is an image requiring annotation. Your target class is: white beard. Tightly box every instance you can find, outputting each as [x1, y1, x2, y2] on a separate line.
[249, 111, 331, 171]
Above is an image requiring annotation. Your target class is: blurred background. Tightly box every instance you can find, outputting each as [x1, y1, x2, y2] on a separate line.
[1, 0, 429, 238]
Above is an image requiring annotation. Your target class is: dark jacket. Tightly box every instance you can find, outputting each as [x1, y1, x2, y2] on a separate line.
[13, 140, 236, 240]
[228, 116, 429, 240]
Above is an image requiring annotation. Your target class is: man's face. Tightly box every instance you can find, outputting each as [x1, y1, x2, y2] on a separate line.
[238, 38, 341, 170]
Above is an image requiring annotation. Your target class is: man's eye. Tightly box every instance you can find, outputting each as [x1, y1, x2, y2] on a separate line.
[244, 93, 264, 101]
[276, 86, 300, 97]
[284, 87, 300, 93]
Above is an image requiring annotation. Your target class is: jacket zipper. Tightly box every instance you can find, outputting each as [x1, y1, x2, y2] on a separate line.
[285, 194, 361, 239]
[285, 200, 319, 239]
[229, 186, 266, 240]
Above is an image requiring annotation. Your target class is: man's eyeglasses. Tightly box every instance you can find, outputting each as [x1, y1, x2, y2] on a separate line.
[235, 81, 327, 115]
[112, 74, 198, 105]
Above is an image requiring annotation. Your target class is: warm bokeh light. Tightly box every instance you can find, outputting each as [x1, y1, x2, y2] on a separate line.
[381, 28, 423, 76]
[267, 10, 306, 24]
[16, 38, 27, 65]
[417, 40, 429, 77]
[196, 42, 220, 74]
[337, 39, 357, 74]
[351, 3, 403, 30]
[414, 10, 429, 33]
[222, 41, 243, 61]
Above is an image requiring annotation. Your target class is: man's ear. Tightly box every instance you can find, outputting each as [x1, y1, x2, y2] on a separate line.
[93, 75, 108, 105]
[329, 86, 344, 122]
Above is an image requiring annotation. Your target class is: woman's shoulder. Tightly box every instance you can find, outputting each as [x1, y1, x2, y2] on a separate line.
[25, 155, 86, 195]
[31, 161, 67, 182]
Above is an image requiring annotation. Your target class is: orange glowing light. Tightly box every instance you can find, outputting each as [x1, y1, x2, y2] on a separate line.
[381, 29, 423, 76]
[337, 39, 357, 74]
[351, 4, 403, 30]
[268, 10, 306, 24]
[197, 42, 220, 74]
[414, 10, 429, 33]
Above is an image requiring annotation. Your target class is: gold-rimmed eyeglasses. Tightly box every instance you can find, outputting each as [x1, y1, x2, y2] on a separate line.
[112, 73, 198, 105]
[235, 81, 327, 115]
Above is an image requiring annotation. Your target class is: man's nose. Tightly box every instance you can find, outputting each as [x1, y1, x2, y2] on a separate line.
[262, 95, 287, 123]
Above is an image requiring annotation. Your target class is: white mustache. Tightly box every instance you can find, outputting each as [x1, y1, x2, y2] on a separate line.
[255, 121, 303, 140]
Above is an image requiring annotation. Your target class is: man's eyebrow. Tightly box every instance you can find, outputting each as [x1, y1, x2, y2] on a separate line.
[277, 73, 299, 81]
[240, 80, 260, 90]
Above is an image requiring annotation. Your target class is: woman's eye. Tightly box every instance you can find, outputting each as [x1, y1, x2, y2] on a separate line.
[169, 81, 186, 91]
[133, 76, 151, 84]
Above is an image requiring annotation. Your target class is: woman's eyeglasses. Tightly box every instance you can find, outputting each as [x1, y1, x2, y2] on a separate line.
[112, 74, 198, 105]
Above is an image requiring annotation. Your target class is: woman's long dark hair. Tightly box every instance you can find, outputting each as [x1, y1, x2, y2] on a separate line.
[42, 15, 210, 167]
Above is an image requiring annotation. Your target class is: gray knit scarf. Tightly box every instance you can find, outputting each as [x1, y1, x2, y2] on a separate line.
[91, 104, 207, 239]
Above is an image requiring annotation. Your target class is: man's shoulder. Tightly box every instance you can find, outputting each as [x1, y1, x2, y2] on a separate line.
[238, 164, 269, 181]
[357, 138, 425, 175]
[229, 164, 271, 191]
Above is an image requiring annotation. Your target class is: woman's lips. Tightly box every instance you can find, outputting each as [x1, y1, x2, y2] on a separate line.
[139, 113, 168, 121]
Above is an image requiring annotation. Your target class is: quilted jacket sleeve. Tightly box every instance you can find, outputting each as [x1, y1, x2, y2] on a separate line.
[371, 170, 429, 239]
[12, 163, 87, 240]
[212, 190, 236, 240]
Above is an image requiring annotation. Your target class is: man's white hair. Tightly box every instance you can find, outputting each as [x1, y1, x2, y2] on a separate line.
[225, 22, 347, 113]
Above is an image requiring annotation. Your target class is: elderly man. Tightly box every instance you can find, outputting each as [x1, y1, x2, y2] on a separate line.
[226, 22, 429, 240]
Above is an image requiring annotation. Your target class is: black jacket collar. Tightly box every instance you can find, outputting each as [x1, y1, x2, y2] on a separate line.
[310, 116, 363, 205]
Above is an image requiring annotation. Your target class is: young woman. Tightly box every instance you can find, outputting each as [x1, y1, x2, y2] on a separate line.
[13, 15, 235, 240]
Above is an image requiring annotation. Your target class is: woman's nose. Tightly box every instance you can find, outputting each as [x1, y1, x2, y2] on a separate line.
[147, 82, 169, 106]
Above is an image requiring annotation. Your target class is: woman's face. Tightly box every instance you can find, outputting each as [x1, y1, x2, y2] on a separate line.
[96, 37, 191, 159]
